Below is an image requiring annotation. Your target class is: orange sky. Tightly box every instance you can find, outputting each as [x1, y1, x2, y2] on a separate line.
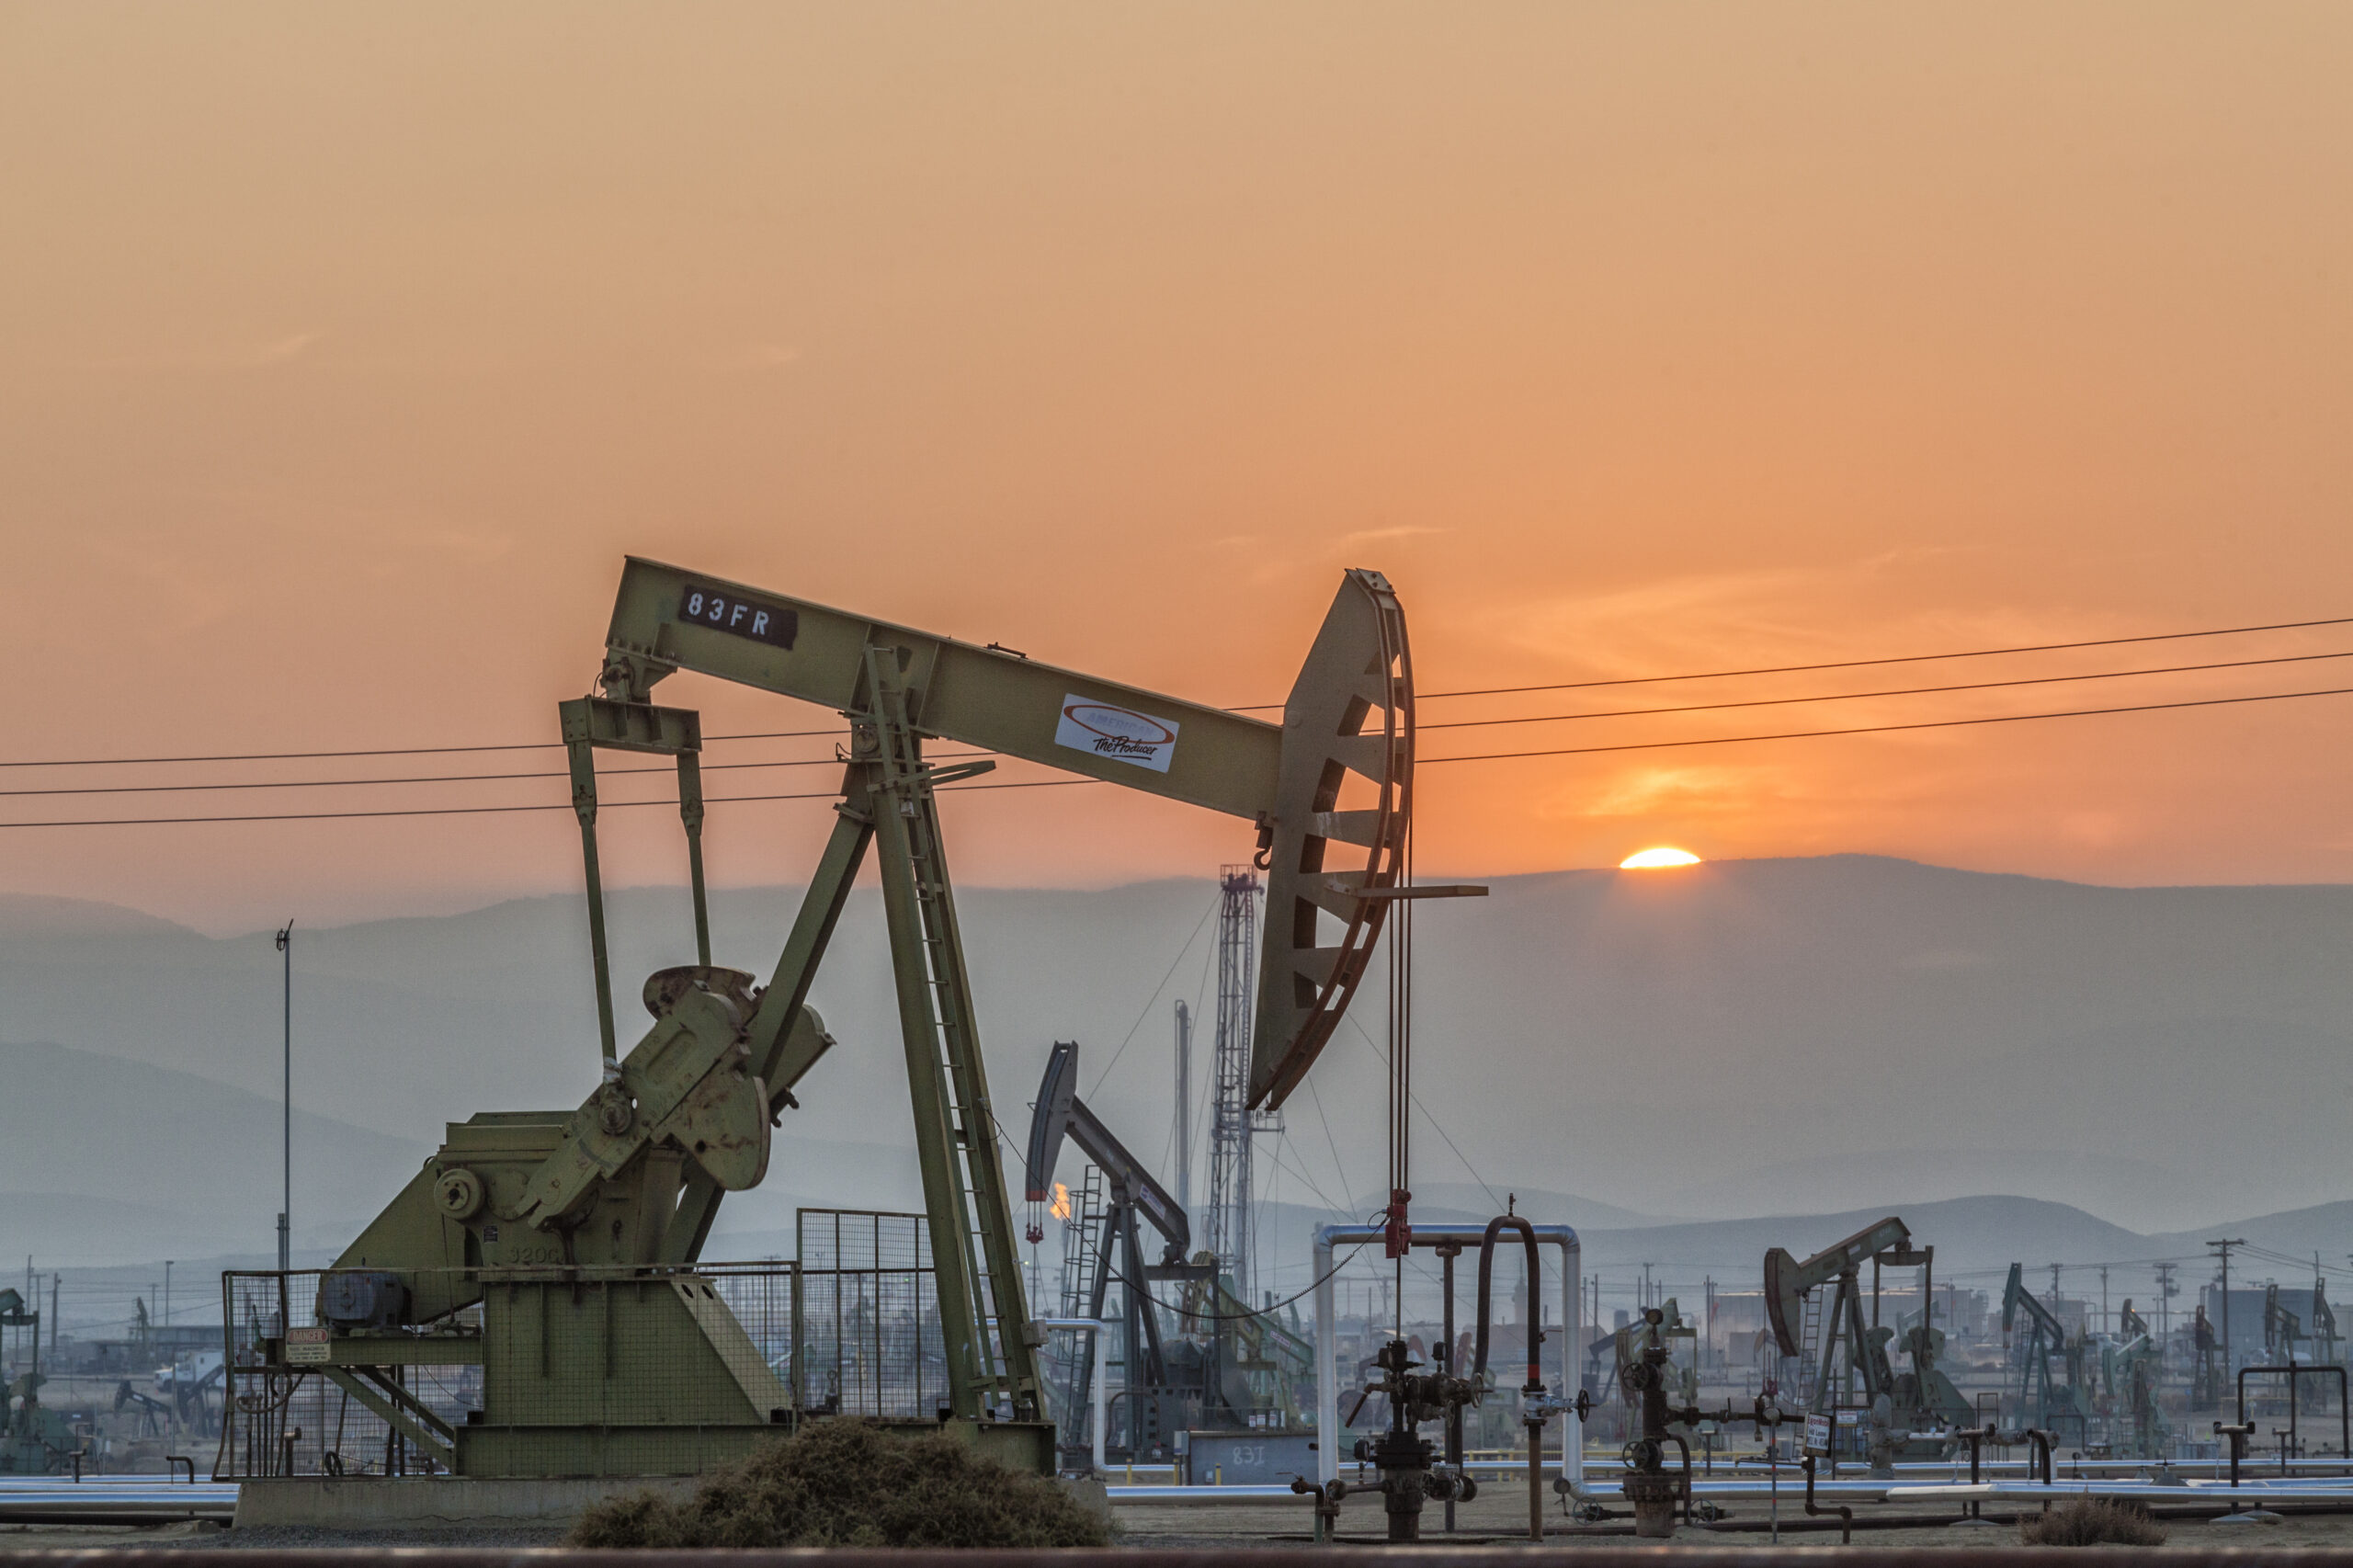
[5, 3, 2352, 932]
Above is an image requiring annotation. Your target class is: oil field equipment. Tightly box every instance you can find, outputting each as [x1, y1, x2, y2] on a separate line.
[0, 1286, 77, 1475]
[1022, 1040, 1197, 1463]
[1312, 1216, 1579, 1543]
[1169, 1265, 1318, 1434]
[2191, 1303, 2222, 1410]
[2266, 1282, 2312, 1365]
[2003, 1261, 2090, 1438]
[2096, 1328, 2167, 1460]
[2, 1374, 78, 1476]
[1608, 1306, 1802, 1540]
[1764, 1216, 1972, 1471]
[229, 562, 1415, 1483]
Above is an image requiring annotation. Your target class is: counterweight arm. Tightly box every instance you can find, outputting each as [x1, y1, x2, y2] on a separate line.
[597, 556, 1281, 820]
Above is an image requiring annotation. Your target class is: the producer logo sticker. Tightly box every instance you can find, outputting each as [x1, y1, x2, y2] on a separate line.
[1055, 695, 1179, 774]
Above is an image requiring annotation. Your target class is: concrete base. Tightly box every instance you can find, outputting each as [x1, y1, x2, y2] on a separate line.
[233, 1474, 699, 1531]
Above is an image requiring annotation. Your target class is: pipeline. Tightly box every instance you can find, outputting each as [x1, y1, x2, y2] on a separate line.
[2018, 1427, 2054, 1487]
[2239, 1363, 2352, 1461]
[1660, 1431, 1696, 1523]
[1802, 1454, 1852, 1545]
[1472, 1211, 1550, 1541]
[1472, 1213, 1545, 1392]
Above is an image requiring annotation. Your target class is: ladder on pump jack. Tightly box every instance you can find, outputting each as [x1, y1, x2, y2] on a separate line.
[863, 644, 1028, 1415]
[1793, 1290, 1825, 1410]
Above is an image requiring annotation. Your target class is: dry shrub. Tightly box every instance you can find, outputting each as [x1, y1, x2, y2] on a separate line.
[2017, 1495, 2168, 1548]
[569, 1419, 1109, 1550]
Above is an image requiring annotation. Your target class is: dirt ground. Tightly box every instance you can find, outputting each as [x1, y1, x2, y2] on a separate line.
[1108, 1489, 2353, 1550]
[9, 1490, 2353, 1551]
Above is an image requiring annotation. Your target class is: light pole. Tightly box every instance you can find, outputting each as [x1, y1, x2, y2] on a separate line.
[276, 921, 293, 1274]
[163, 1260, 173, 1331]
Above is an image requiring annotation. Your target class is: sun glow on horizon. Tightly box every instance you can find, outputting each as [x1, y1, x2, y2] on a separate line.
[1620, 846, 1702, 869]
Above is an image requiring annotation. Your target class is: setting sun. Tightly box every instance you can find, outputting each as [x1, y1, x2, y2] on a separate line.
[1620, 847, 1702, 869]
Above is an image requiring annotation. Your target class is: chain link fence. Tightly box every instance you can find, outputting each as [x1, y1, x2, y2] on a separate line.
[218, 1212, 951, 1479]
[792, 1210, 946, 1420]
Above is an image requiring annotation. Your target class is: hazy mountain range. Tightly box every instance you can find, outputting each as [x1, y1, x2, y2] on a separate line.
[4, 855, 2347, 1294]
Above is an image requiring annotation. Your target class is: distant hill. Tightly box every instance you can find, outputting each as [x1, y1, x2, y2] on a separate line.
[0, 1037, 944, 1271]
[2146, 1200, 2353, 1269]
[0, 892, 192, 938]
[1572, 1195, 2153, 1279]
[1235, 1191, 2168, 1310]
[1661, 1149, 2194, 1235]
[0, 1040, 432, 1267]
[5, 854, 2351, 1265]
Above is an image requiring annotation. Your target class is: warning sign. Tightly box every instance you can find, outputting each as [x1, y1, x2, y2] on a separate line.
[286, 1324, 331, 1366]
[1802, 1413, 1831, 1456]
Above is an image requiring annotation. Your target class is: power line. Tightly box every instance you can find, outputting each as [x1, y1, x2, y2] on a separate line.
[1342, 1011, 1504, 1215]
[1086, 896, 1222, 1097]
[10, 678, 2353, 824]
[20, 646, 2345, 801]
[1420, 682, 2353, 767]
[0, 727, 847, 771]
[1416, 647, 2353, 733]
[0, 776, 1093, 830]
[1411, 614, 2353, 702]
[0, 751, 994, 800]
[14, 613, 2350, 768]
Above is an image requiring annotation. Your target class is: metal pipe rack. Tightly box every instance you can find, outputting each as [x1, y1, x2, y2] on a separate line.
[1311, 1221, 1580, 1490]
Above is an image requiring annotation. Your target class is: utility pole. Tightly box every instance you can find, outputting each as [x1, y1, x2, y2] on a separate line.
[163, 1260, 173, 1330]
[2154, 1261, 2176, 1358]
[1642, 1262, 1654, 1311]
[2210, 1239, 2245, 1378]
[276, 921, 293, 1274]
[2099, 1266, 2109, 1335]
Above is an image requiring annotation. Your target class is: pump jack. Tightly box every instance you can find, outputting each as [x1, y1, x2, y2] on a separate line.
[2190, 1304, 2222, 1411]
[1023, 1040, 1197, 1462]
[324, 561, 1414, 1477]
[1764, 1217, 1972, 1471]
[2003, 1262, 2089, 1436]
[2266, 1283, 2308, 1365]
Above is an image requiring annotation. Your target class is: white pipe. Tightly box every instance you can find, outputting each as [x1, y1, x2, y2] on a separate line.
[1315, 1230, 1337, 1486]
[1107, 1484, 1316, 1506]
[1029, 1316, 1113, 1475]
[1312, 1221, 1580, 1488]
[1892, 1481, 2353, 1505]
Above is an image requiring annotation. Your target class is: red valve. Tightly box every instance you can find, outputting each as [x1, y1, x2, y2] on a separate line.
[1383, 1188, 1413, 1259]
